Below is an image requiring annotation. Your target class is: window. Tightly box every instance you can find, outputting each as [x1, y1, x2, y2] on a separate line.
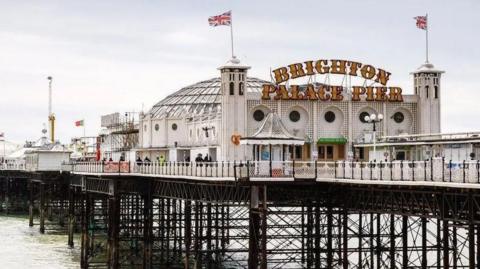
[326, 146, 334, 159]
[154, 124, 159, 131]
[318, 146, 325, 159]
[289, 110, 301, 122]
[324, 111, 336, 123]
[426, 85, 429, 98]
[172, 123, 178, 130]
[359, 112, 370, 123]
[434, 86, 438, 99]
[253, 109, 265, 122]
[239, 82, 244, 95]
[229, 82, 234, 95]
[295, 145, 302, 159]
[393, 112, 404, 123]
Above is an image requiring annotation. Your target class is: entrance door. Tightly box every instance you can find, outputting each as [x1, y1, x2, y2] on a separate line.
[317, 144, 345, 161]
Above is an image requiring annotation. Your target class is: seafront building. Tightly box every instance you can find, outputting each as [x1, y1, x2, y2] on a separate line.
[134, 57, 445, 162]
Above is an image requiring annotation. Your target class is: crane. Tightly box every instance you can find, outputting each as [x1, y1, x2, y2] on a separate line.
[47, 76, 55, 143]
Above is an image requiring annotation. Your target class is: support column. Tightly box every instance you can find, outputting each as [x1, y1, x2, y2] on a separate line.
[443, 220, 450, 269]
[307, 203, 313, 269]
[39, 183, 45, 234]
[260, 186, 268, 269]
[327, 204, 333, 268]
[402, 216, 408, 269]
[206, 203, 212, 269]
[81, 193, 91, 269]
[68, 186, 76, 248]
[248, 186, 260, 269]
[185, 200, 192, 269]
[358, 212, 363, 269]
[107, 180, 120, 269]
[342, 209, 348, 269]
[477, 225, 480, 269]
[28, 181, 34, 227]
[143, 183, 153, 269]
[469, 222, 475, 269]
[390, 214, 395, 269]
[315, 205, 321, 269]
[422, 217, 427, 269]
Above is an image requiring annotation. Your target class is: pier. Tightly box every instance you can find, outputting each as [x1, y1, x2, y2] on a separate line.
[1, 159, 480, 268]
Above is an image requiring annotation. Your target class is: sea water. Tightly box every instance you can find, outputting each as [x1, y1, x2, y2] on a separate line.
[0, 215, 80, 269]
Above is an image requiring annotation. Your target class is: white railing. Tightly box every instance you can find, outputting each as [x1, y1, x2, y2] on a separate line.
[133, 161, 237, 178]
[63, 159, 480, 184]
[0, 161, 26, 171]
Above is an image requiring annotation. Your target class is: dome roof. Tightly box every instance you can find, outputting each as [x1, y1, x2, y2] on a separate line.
[149, 77, 268, 119]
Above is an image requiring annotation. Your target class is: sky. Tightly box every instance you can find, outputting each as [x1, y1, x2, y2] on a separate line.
[0, 0, 479, 144]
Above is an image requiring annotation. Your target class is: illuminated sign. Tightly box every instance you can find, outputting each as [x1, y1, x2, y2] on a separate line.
[262, 59, 403, 102]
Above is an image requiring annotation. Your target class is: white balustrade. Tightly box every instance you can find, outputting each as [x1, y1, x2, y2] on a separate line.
[57, 159, 480, 184]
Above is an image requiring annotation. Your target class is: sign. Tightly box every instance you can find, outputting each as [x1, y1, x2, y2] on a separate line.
[101, 112, 120, 128]
[262, 59, 403, 102]
[230, 134, 241, 146]
[312, 150, 318, 160]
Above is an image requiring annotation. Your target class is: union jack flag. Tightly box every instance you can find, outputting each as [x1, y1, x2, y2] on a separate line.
[414, 16, 427, 30]
[208, 11, 231, 27]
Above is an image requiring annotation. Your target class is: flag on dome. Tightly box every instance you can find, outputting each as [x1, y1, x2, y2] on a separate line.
[75, 120, 84, 127]
[208, 11, 232, 27]
[414, 15, 427, 30]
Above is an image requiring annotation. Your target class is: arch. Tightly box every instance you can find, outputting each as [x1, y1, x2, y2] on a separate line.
[357, 106, 379, 123]
[320, 105, 345, 136]
[229, 82, 234, 95]
[239, 82, 244, 95]
[387, 107, 413, 135]
[285, 105, 309, 137]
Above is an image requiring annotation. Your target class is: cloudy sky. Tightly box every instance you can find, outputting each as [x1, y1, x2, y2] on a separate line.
[1, 0, 479, 143]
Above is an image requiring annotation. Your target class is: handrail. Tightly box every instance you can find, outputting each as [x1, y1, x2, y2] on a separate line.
[6, 158, 480, 185]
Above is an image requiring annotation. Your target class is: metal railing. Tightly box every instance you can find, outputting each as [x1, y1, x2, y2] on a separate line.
[0, 161, 26, 171]
[8, 158, 480, 184]
[235, 158, 480, 184]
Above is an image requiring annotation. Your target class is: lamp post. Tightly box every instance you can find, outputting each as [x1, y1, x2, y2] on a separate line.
[364, 113, 383, 162]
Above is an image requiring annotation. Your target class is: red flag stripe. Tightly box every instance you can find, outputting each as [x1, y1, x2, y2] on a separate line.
[414, 16, 427, 30]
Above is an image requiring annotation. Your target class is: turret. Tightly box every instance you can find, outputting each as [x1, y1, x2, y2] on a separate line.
[219, 56, 250, 161]
[412, 63, 444, 134]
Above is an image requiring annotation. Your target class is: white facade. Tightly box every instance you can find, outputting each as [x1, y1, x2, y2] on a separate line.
[137, 59, 443, 162]
[25, 150, 71, 171]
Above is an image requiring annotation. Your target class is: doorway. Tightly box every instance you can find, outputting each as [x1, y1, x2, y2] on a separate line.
[317, 144, 345, 161]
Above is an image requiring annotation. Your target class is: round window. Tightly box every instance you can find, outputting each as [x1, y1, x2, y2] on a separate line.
[253, 109, 265, 122]
[289, 110, 301, 122]
[154, 124, 159, 131]
[393, 112, 405, 123]
[172, 123, 178, 130]
[324, 111, 336, 123]
[359, 112, 370, 123]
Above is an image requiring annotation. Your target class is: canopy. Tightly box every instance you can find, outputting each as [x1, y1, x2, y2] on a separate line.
[317, 137, 347, 145]
[240, 113, 304, 145]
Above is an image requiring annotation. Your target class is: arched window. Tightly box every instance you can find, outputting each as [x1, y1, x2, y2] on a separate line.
[229, 82, 234, 95]
[434, 86, 438, 99]
[425, 85, 429, 98]
[239, 82, 244, 95]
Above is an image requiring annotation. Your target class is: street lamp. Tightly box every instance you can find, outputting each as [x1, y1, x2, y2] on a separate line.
[364, 113, 383, 161]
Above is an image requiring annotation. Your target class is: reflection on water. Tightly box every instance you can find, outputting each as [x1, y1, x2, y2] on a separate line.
[0, 215, 80, 269]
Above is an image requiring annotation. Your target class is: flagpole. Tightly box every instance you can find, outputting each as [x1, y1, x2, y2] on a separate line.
[425, 13, 429, 63]
[230, 11, 234, 58]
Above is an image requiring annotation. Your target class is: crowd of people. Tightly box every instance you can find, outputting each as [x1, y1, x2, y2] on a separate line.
[133, 153, 213, 166]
